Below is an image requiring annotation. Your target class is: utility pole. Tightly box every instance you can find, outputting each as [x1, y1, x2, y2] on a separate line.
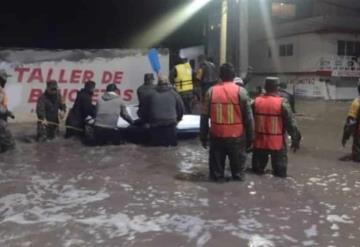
[220, 0, 228, 65]
[239, 0, 249, 79]
[219, 0, 249, 78]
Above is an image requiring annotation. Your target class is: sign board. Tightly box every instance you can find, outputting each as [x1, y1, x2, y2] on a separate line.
[0, 49, 169, 122]
[319, 56, 360, 77]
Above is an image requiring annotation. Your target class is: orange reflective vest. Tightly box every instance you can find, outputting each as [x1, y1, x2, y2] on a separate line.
[254, 95, 284, 150]
[210, 82, 244, 138]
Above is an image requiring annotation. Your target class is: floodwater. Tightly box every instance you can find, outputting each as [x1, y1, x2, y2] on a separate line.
[1, 100, 360, 247]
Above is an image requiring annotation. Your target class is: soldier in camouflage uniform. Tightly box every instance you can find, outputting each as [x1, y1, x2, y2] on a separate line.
[36, 80, 66, 142]
[0, 70, 15, 152]
[252, 78, 301, 178]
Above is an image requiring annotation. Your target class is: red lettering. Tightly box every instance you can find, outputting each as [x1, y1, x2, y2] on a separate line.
[59, 69, 68, 83]
[46, 68, 54, 82]
[62, 89, 69, 100]
[123, 89, 133, 102]
[113, 71, 123, 84]
[69, 89, 78, 102]
[70, 70, 82, 83]
[28, 89, 43, 103]
[15, 67, 30, 83]
[83, 70, 94, 82]
[101, 71, 112, 84]
[27, 68, 44, 83]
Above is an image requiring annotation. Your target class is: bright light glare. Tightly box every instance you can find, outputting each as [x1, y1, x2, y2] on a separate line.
[129, 0, 211, 48]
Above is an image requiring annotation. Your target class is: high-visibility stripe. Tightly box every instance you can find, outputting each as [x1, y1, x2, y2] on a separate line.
[227, 104, 233, 124]
[216, 104, 222, 123]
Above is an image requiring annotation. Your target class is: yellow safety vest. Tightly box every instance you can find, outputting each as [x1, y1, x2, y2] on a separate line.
[175, 63, 193, 93]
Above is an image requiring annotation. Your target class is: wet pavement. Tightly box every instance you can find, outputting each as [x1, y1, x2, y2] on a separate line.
[0, 100, 360, 247]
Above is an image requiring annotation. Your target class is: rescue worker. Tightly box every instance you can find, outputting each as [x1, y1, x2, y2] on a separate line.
[65, 81, 96, 139]
[36, 80, 66, 142]
[94, 83, 133, 145]
[196, 55, 218, 98]
[252, 77, 301, 178]
[279, 82, 296, 113]
[341, 82, 360, 161]
[142, 77, 185, 147]
[171, 58, 194, 114]
[0, 70, 15, 152]
[137, 73, 155, 122]
[200, 63, 254, 182]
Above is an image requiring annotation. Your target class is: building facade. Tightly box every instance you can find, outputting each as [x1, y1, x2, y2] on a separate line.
[248, 0, 360, 99]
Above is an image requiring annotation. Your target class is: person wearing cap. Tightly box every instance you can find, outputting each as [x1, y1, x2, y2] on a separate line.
[94, 83, 133, 145]
[0, 70, 15, 152]
[36, 80, 67, 142]
[137, 73, 155, 122]
[196, 55, 218, 99]
[142, 77, 185, 146]
[200, 63, 254, 182]
[65, 80, 96, 139]
[170, 57, 194, 114]
[341, 82, 360, 161]
[252, 77, 301, 178]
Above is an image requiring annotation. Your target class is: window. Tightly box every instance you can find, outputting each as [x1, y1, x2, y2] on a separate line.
[338, 40, 360, 56]
[279, 44, 293, 57]
[272, 2, 296, 19]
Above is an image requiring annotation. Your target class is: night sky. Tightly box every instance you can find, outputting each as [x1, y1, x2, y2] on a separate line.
[0, 0, 207, 49]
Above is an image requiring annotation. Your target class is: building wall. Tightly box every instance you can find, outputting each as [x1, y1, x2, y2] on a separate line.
[250, 32, 360, 74]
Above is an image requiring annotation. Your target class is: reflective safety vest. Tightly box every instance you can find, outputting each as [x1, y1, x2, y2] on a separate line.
[175, 63, 193, 93]
[254, 95, 284, 150]
[210, 82, 244, 138]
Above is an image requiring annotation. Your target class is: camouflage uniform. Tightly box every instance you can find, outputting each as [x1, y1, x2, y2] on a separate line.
[36, 83, 66, 142]
[0, 119, 15, 153]
[252, 97, 301, 177]
[0, 72, 15, 152]
[200, 84, 254, 181]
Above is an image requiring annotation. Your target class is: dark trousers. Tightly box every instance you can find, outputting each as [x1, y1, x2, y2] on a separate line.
[209, 139, 246, 181]
[180, 91, 193, 114]
[352, 135, 360, 162]
[94, 126, 124, 146]
[37, 123, 58, 142]
[252, 148, 288, 178]
[150, 124, 177, 147]
[0, 120, 15, 153]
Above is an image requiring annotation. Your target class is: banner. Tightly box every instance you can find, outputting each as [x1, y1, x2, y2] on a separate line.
[319, 56, 360, 77]
[0, 49, 169, 122]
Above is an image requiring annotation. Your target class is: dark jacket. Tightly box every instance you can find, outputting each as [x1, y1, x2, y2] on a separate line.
[143, 84, 185, 127]
[137, 83, 155, 119]
[66, 89, 95, 129]
[279, 89, 295, 113]
[36, 91, 66, 123]
[95, 92, 133, 129]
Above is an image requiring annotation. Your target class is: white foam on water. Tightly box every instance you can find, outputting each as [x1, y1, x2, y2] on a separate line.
[304, 224, 318, 238]
[326, 215, 354, 224]
[330, 224, 339, 230]
[302, 240, 316, 246]
[248, 235, 275, 247]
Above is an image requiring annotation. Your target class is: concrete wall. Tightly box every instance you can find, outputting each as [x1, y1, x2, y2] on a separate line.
[250, 33, 360, 74]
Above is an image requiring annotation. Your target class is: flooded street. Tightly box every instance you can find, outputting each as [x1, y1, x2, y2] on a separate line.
[1, 100, 360, 247]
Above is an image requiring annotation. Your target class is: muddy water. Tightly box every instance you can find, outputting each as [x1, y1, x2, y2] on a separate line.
[0, 100, 359, 247]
